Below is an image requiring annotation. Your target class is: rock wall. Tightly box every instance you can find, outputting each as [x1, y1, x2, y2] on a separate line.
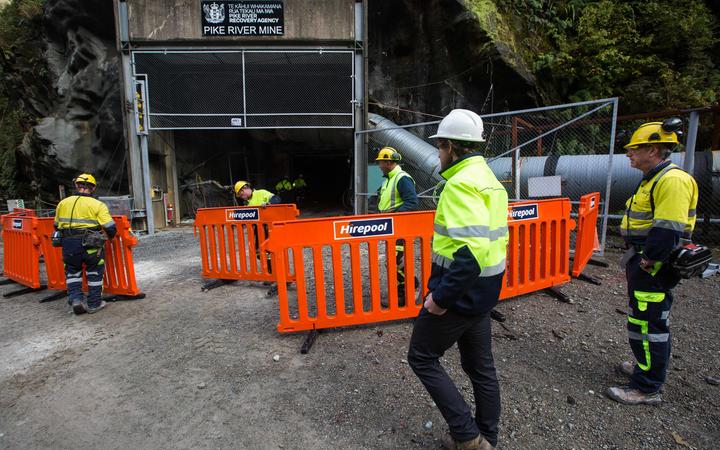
[367, 0, 537, 124]
[23, 0, 125, 199]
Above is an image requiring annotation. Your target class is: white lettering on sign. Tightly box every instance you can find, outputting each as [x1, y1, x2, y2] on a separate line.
[203, 25, 226, 34]
[231, 117, 243, 126]
[226, 208, 259, 221]
[203, 1, 284, 36]
[508, 204, 539, 221]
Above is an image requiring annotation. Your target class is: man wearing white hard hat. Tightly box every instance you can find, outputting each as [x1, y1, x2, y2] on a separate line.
[407, 109, 508, 450]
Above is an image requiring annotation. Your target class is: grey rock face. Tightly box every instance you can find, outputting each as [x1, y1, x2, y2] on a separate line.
[23, 0, 125, 198]
[367, 0, 535, 123]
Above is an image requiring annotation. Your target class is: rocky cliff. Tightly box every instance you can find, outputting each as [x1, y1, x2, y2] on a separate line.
[368, 0, 537, 123]
[0, 0, 124, 202]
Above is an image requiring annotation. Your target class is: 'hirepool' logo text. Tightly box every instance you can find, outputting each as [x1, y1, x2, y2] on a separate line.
[226, 208, 259, 221]
[508, 204, 538, 221]
[333, 217, 394, 240]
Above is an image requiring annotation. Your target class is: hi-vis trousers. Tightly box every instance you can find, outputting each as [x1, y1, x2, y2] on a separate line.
[625, 253, 680, 393]
[62, 237, 105, 308]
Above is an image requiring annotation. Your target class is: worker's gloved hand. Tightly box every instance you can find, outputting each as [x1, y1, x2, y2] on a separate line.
[261, 203, 268, 208]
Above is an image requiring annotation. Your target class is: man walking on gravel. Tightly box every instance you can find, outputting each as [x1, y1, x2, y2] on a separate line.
[608, 119, 698, 405]
[408, 109, 508, 450]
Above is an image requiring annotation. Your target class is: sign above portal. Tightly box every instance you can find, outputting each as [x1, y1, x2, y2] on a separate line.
[201, 1, 285, 36]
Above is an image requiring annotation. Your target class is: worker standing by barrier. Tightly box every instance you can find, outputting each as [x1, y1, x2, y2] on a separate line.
[274, 175, 293, 203]
[234, 180, 281, 207]
[607, 119, 699, 406]
[54, 174, 117, 315]
[408, 109, 507, 450]
[375, 147, 418, 305]
[234, 180, 282, 277]
[292, 174, 307, 207]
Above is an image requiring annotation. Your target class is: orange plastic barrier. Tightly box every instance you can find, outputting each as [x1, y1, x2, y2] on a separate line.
[194, 204, 300, 283]
[1, 214, 42, 288]
[267, 199, 577, 333]
[571, 192, 601, 278]
[35, 215, 144, 297]
[265, 211, 435, 333]
[6, 208, 36, 217]
[500, 198, 575, 300]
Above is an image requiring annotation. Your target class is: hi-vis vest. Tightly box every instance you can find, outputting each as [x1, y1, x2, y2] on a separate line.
[54, 195, 115, 230]
[620, 162, 698, 242]
[378, 165, 413, 212]
[247, 189, 275, 206]
[432, 155, 508, 276]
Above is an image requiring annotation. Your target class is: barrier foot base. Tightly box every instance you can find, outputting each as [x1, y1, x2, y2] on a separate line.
[3, 285, 47, 298]
[201, 279, 233, 292]
[577, 273, 602, 285]
[40, 291, 68, 303]
[586, 258, 610, 268]
[544, 287, 571, 303]
[0, 278, 16, 286]
[490, 309, 506, 322]
[300, 329, 320, 354]
[104, 293, 147, 302]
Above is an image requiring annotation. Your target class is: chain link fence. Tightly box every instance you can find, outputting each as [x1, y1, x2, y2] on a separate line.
[361, 99, 619, 255]
[615, 112, 720, 242]
[132, 50, 354, 130]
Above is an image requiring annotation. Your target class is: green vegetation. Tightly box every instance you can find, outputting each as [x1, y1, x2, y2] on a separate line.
[493, 0, 720, 112]
[0, 0, 47, 199]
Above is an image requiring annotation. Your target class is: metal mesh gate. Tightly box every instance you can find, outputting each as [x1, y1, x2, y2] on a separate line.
[132, 50, 354, 129]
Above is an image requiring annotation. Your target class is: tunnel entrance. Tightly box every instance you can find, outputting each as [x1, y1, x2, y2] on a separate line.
[172, 128, 353, 216]
[132, 49, 356, 220]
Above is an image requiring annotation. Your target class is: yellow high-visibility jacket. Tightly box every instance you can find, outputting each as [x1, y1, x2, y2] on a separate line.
[620, 161, 698, 262]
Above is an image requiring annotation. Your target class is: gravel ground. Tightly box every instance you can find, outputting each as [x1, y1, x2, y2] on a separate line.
[1, 227, 719, 449]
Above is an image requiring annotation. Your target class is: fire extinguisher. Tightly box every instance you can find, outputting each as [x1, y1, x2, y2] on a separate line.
[167, 203, 174, 223]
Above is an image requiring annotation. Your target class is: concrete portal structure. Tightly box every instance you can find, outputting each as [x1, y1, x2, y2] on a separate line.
[114, 0, 366, 233]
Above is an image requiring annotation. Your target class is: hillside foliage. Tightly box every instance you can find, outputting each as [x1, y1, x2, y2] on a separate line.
[494, 0, 720, 112]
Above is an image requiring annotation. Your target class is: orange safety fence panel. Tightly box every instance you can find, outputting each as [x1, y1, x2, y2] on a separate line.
[36, 218, 66, 290]
[1, 214, 42, 288]
[265, 211, 435, 333]
[194, 204, 300, 282]
[571, 192, 601, 278]
[35, 215, 143, 297]
[500, 198, 575, 300]
[103, 216, 143, 296]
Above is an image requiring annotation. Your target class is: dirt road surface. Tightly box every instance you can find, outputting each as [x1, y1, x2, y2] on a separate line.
[1, 227, 718, 449]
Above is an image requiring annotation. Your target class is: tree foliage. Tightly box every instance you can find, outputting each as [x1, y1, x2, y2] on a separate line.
[495, 0, 720, 112]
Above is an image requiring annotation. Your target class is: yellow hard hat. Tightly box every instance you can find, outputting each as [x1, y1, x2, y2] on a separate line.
[624, 120, 681, 150]
[74, 173, 97, 186]
[234, 180, 249, 195]
[376, 147, 402, 162]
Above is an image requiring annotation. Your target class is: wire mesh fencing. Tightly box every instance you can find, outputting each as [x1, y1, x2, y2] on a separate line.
[361, 98, 619, 256]
[132, 49, 355, 130]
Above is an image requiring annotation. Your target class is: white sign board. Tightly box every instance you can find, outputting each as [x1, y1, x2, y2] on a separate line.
[7, 199, 25, 212]
[528, 176, 562, 198]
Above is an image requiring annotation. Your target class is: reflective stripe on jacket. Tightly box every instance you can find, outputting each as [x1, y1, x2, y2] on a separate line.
[54, 195, 115, 230]
[378, 165, 415, 212]
[429, 153, 509, 314]
[620, 161, 698, 261]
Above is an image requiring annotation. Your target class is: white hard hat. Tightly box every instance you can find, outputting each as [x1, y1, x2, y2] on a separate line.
[429, 109, 485, 142]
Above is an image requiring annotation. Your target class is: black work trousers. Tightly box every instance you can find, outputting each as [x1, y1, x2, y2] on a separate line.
[625, 253, 678, 393]
[408, 308, 500, 446]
